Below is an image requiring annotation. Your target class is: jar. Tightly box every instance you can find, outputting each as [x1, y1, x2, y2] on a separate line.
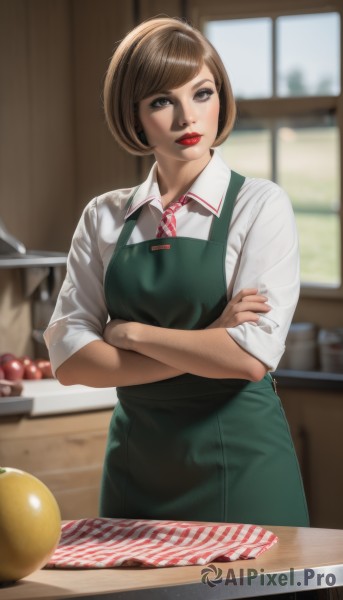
[318, 328, 343, 373]
[282, 322, 318, 371]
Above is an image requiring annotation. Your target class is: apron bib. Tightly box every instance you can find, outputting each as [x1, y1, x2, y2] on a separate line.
[100, 171, 309, 526]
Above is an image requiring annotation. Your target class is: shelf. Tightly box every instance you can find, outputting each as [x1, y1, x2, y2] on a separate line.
[0, 397, 33, 416]
[273, 368, 343, 391]
[0, 250, 67, 268]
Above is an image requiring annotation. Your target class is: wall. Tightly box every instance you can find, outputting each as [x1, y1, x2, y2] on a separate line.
[0, 0, 75, 252]
[0, 0, 76, 354]
[0, 0, 141, 354]
[0, 0, 184, 254]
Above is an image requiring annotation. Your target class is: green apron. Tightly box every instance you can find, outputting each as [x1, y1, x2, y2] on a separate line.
[100, 171, 309, 526]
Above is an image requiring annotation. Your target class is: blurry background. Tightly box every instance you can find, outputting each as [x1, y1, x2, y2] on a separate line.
[0, 0, 342, 526]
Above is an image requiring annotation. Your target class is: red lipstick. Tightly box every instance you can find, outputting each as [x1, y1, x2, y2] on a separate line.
[176, 132, 202, 146]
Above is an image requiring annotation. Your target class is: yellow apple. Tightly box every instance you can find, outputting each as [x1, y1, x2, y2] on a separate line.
[0, 467, 61, 582]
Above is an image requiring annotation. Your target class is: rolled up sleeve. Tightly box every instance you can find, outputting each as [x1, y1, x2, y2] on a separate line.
[227, 183, 300, 371]
[44, 198, 108, 376]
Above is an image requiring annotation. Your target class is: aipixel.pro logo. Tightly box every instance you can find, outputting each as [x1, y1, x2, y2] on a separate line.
[201, 564, 223, 587]
[201, 565, 337, 589]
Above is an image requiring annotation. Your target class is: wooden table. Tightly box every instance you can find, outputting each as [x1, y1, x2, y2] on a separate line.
[1, 526, 343, 599]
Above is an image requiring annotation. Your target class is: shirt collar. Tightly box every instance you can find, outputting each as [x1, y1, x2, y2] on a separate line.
[125, 149, 231, 219]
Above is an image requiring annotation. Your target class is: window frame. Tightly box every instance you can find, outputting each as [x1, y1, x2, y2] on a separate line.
[189, 0, 343, 299]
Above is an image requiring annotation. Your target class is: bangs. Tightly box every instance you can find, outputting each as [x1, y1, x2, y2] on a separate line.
[132, 32, 206, 102]
[104, 17, 236, 155]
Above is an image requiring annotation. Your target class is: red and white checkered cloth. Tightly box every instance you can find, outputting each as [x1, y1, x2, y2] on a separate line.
[46, 518, 278, 568]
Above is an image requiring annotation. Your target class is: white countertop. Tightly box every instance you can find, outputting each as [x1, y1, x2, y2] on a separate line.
[21, 379, 117, 417]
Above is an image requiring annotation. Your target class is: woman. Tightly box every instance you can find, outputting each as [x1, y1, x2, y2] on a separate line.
[44, 17, 309, 526]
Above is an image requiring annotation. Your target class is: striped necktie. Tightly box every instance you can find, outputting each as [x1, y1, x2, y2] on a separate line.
[156, 195, 190, 238]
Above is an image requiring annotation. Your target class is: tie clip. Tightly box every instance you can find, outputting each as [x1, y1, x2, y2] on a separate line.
[150, 244, 171, 251]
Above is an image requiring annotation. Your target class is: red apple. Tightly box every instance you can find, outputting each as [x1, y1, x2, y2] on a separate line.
[0, 353, 17, 366]
[20, 356, 33, 367]
[2, 359, 25, 381]
[35, 360, 53, 379]
[0, 367, 5, 379]
[24, 364, 43, 380]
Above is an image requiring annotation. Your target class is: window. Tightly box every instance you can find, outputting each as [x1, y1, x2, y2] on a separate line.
[200, 5, 341, 293]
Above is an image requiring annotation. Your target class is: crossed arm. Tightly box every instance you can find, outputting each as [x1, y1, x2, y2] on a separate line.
[56, 289, 270, 387]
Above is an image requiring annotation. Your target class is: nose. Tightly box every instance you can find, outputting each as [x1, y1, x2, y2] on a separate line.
[176, 100, 196, 127]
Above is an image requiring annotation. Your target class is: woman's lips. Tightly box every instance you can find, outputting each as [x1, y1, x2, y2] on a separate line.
[176, 134, 202, 146]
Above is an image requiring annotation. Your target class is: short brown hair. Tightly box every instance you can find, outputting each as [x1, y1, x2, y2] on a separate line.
[104, 17, 236, 156]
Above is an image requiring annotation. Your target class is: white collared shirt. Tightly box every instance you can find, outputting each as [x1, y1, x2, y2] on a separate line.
[44, 149, 299, 374]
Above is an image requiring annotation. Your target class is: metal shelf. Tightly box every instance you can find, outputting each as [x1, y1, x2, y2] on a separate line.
[0, 251, 67, 268]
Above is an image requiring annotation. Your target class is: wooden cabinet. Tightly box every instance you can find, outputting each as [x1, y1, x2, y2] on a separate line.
[279, 385, 343, 529]
[0, 409, 112, 520]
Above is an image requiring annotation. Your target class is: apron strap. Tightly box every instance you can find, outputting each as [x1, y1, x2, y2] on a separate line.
[209, 171, 245, 244]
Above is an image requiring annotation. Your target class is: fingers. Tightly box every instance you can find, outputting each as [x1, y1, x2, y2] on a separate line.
[227, 300, 271, 327]
[213, 288, 272, 329]
[230, 288, 268, 305]
[231, 288, 258, 302]
[227, 290, 271, 314]
[231, 300, 271, 314]
[226, 311, 263, 327]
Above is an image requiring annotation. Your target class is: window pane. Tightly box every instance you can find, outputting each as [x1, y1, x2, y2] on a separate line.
[220, 123, 271, 179]
[277, 115, 340, 286]
[277, 116, 339, 211]
[277, 13, 340, 97]
[205, 19, 272, 99]
[296, 213, 340, 285]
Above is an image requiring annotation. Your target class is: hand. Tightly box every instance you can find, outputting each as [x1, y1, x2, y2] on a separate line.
[207, 288, 271, 329]
[103, 319, 137, 351]
[0, 379, 23, 397]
